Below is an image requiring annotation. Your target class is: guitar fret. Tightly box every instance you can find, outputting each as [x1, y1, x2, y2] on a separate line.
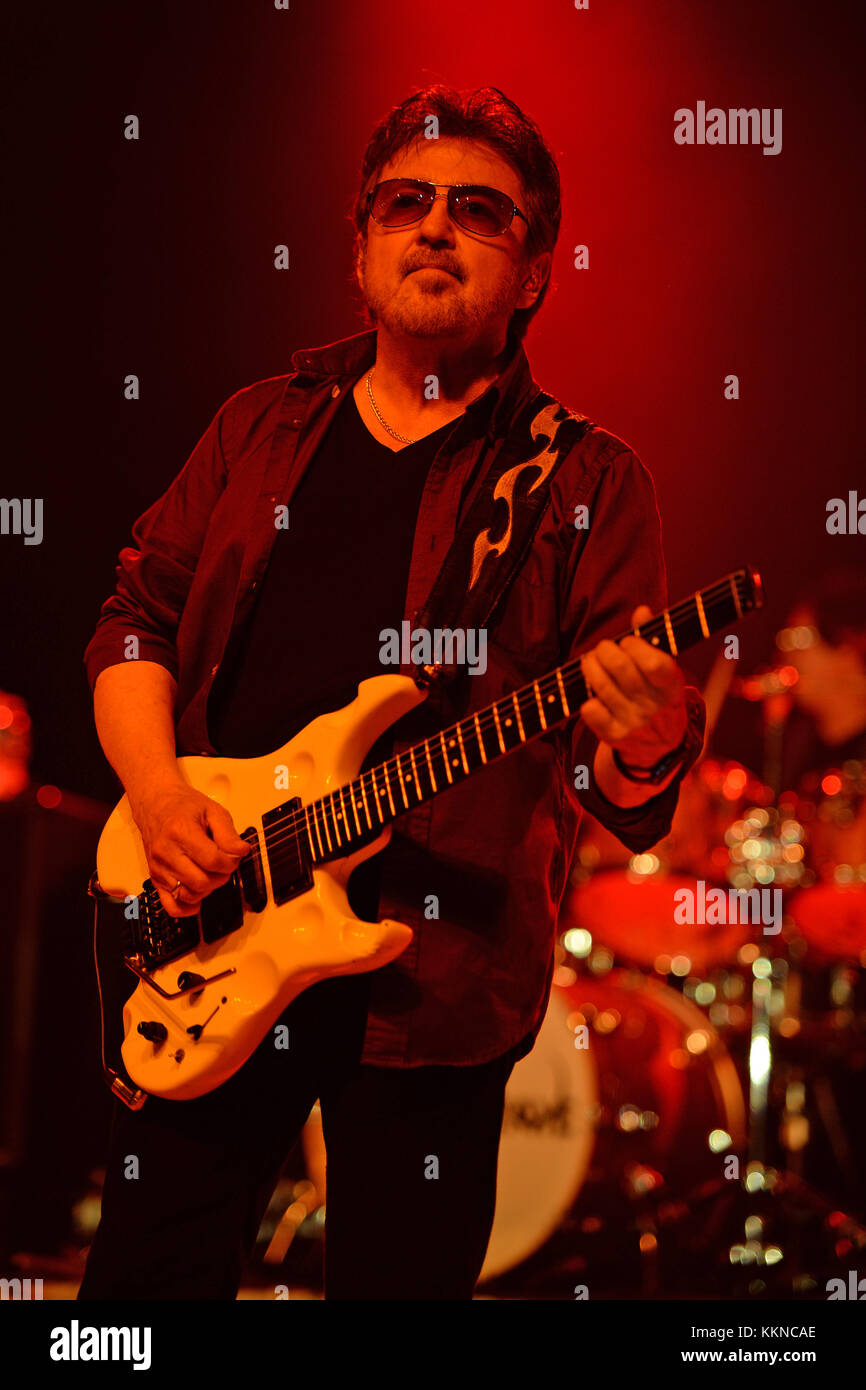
[439, 731, 454, 783]
[492, 700, 506, 753]
[311, 803, 326, 857]
[359, 774, 373, 829]
[347, 785, 362, 836]
[303, 806, 317, 861]
[473, 712, 488, 763]
[408, 744, 422, 799]
[455, 722, 470, 775]
[382, 763, 397, 817]
[730, 574, 743, 618]
[695, 590, 709, 639]
[395, 755, 411, 810]
[321, 800, 335, 854]
[663, 609, 677, 656]
[424, 739, 438, 793]
[555, 668, 570, 717]
[369, 771, 385, 824]
[533, 680, 548, 730]
[332, 796, 344, 847]
[512, 692, 526, 742]
[369, 770, 385, 819]
[329, 794, 343, 848]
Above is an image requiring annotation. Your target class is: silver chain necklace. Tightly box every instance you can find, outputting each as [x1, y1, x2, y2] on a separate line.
[365, 368, 417, 445]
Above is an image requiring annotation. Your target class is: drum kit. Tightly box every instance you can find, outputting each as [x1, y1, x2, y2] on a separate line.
[255, 671, 866, 1297]
[480, 752, 866, 1296]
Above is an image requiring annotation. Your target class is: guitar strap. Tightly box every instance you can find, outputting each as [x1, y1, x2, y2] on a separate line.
[413, 389, 593, 696]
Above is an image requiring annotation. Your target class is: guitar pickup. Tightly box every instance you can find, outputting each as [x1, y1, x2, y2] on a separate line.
[198, 825, 267, 940]
[199, 875, 244, 944]
[262, 797, 313, 905]
[237, 825, 267, 912]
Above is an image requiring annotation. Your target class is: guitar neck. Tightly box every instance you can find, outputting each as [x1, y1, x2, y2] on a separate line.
[282, 566, 763, 866]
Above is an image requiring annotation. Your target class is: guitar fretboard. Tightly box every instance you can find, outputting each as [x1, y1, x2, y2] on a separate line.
[261, 567, 761, 876]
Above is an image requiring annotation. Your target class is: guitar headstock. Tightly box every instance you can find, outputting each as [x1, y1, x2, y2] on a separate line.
[732, 565, 765, 614]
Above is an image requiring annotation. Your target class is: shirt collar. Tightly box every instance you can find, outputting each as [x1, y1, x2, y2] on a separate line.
[289, 328, 538, 443]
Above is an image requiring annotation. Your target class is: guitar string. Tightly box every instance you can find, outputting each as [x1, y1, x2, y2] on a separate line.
[147, 576, 748, 918]
[244, 576, 746, 866]
[230, 579, 744, 877]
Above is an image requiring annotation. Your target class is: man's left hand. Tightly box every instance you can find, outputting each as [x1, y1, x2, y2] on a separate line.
[580, 604, 688, 771]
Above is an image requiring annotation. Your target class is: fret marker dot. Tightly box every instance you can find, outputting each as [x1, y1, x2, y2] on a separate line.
[448, 739, 456, 748]
[504, 718, 512, 727]
[651, 636, 660, 646]
[547, 694, 555, 703]
[452, 758, 459, 767]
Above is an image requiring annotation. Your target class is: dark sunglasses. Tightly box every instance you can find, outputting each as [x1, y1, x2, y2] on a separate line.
[366, 179, 529, 237]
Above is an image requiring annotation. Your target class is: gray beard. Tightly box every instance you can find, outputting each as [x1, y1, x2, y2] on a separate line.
[361, 263, 526, 340]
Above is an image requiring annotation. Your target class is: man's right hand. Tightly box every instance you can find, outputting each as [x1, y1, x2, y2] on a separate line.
[131, 780, 251, 918]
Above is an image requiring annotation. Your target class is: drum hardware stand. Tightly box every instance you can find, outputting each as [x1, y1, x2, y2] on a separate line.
[746, 962, 773, 1168]
[717, 716, 866, 1286]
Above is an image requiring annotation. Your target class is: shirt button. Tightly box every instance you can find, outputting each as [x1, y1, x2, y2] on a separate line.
[331, 384, 340, 398]
[251, 580, 258, 590]
[292, 417, 303, 427]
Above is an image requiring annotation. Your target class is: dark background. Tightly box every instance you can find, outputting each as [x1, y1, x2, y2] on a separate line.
[1, 0, 864, 1285]
[3, 0, 864, 799]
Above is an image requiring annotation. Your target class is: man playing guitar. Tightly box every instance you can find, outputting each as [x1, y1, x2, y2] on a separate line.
[79, 85, 705, 1301]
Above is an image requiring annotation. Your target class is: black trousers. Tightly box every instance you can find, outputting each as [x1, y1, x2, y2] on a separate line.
[77, 973, 523, 1301]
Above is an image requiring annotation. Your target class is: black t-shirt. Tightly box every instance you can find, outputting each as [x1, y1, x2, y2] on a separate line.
[206, 385, 452, 916]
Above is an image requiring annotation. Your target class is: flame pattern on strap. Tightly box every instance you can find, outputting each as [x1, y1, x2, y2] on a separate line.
[467, 400, 589, 592]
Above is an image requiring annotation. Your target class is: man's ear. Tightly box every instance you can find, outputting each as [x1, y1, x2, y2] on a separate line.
[354, 237, 366, 294]
[517, 250, 551, 308]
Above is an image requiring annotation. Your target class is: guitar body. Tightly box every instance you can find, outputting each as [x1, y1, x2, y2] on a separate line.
[94, 674, 424, 1102]
[89, 567, 763, 1107]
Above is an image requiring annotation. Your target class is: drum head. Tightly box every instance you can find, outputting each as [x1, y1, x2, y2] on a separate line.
[570, 871, 751, 974]
[481, 971, 746, 1283]
[480, 990, 596, 1281]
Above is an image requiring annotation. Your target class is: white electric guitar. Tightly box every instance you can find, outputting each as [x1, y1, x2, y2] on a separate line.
[90, 566, 763, 1105]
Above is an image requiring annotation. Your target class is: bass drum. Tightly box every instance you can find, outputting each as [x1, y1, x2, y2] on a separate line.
[480, 969, 746, 1282]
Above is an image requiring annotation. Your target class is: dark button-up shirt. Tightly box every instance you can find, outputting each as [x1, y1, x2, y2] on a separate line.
[84, 327, 705, 1069]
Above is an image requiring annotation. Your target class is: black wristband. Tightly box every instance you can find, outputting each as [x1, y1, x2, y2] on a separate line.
[612, 732, 691, 786]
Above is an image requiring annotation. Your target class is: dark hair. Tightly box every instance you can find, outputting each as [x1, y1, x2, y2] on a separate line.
[351, 85, 561, 346]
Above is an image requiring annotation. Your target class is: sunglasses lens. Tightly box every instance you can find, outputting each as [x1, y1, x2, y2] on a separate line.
[369, 181, 515, 235]
[450, 186, 512, 235]
[370, 180, 432, 226]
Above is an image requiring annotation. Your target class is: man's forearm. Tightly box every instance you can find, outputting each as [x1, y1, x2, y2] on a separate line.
[93, 661, 185, 815]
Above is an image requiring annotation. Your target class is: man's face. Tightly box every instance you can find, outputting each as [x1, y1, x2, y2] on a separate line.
[356, 136, 548, 345]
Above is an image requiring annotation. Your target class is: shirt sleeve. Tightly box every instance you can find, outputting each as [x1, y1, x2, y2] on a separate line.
[83, 394, 236, 693]
[559, 439, 706, 852]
